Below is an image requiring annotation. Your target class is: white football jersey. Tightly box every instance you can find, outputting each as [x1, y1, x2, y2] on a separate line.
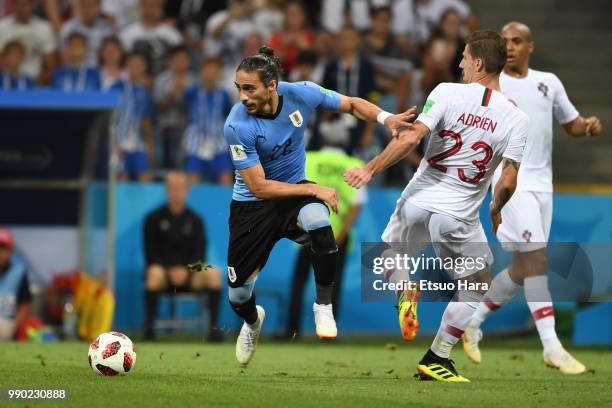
[493, 69, 579, 192]
[402, 82, 529, 224]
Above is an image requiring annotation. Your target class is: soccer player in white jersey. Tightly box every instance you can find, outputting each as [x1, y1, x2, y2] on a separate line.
[345, 30, 529, 382]
[462, 22, 603, 375]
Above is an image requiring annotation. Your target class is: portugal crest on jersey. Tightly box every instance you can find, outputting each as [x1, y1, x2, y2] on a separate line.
[289, 110, 303, 127]
[537, 82, 549, 97]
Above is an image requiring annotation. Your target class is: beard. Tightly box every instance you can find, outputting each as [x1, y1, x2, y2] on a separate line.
[243, 101, 257, 112]
[254, 93, 275, 116]
[243, 88, 276, 116]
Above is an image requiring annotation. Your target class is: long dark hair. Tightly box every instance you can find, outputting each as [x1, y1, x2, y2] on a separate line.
[236, 45, 283, 86]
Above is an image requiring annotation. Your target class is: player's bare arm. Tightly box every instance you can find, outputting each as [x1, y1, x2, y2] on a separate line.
[336, 95, 417, 137]
[489, 158, 520, 234]
[563, 115, 603, 137]
[239, 164, 339, 213]
[344, 121, 429, 189]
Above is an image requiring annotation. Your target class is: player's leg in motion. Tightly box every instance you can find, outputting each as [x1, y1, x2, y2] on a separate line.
[416, 213, 491, 382]
[417, 283, 486, 382]
[229, 275, 265, 365]
[464, 249, 585, 373]
[381, 246, 420, 341]
[520, 251, 585, 374]
[462, 262, 521, 363]
[298, 203, 339, 339]
[464, 192, 543, 363]
[380, 201, 425, 341]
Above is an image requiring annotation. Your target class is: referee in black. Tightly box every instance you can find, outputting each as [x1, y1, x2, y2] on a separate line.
[143, 171, 222, 341]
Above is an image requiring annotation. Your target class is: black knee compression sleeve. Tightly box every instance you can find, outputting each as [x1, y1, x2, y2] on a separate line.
[308, 226, 338, 288]
[309, 225, 338, 255]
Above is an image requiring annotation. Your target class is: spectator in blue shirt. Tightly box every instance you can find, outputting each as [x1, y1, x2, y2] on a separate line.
[115, 51, 154, 182]
[0, 40, 34, 90]
[183, 57, 233, 184]
[154, 45, 195, 170]
[52, 32, 101, 91]
[98, 36, 125, 92]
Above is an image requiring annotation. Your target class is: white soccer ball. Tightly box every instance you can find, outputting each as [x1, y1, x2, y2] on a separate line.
[88, 331, 136, 376]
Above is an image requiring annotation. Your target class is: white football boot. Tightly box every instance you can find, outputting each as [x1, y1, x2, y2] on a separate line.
[235, 305, 265, 366]
[543, 347, 586, 374]
[313, 303, 337, 339]
[462, 324, 483, 364]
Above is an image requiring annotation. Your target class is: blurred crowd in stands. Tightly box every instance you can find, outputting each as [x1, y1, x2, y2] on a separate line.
[0, 0, 477, 185]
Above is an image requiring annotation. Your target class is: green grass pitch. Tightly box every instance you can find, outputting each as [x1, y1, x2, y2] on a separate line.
[1, 338, 611, 407]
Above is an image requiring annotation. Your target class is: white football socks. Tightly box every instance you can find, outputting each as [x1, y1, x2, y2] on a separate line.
[524, 275, 562, 352]
[469, 268, 521, 328]
[431, 290, 482, 359]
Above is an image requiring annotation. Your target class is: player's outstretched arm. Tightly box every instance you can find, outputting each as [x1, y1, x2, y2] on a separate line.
[336, 95, 417, 137]
[489, 158, 521, 234]
[344, 122, 429, 189]
[563, 115, 603, 137]
[240, 164, 339, 213]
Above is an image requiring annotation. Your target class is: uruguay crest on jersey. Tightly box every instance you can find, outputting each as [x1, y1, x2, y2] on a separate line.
[289, 110, 303, 127]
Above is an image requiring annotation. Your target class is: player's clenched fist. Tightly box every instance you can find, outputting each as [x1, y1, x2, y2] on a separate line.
[344, 167, 373, 189]
[585, 116, 603, 136]
[383, 106, 417, 137]
[310, 185, 339, 214]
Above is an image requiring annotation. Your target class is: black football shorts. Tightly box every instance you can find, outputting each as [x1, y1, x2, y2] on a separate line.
[226, 194, 326, 288]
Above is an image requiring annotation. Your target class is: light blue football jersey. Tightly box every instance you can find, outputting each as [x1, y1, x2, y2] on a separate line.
[224, 81, 341, 201]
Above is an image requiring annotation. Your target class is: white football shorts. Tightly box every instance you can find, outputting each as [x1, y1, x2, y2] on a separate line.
[496, 191, 553, 252]
[381, 198, 493, 279]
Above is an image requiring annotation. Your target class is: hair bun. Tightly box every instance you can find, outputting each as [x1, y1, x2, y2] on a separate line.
[259, 45, 275, 57]
[236, 45, 283, 85]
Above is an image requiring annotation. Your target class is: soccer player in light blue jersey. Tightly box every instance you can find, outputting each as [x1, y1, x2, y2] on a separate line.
[221, 45, 415, 365]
